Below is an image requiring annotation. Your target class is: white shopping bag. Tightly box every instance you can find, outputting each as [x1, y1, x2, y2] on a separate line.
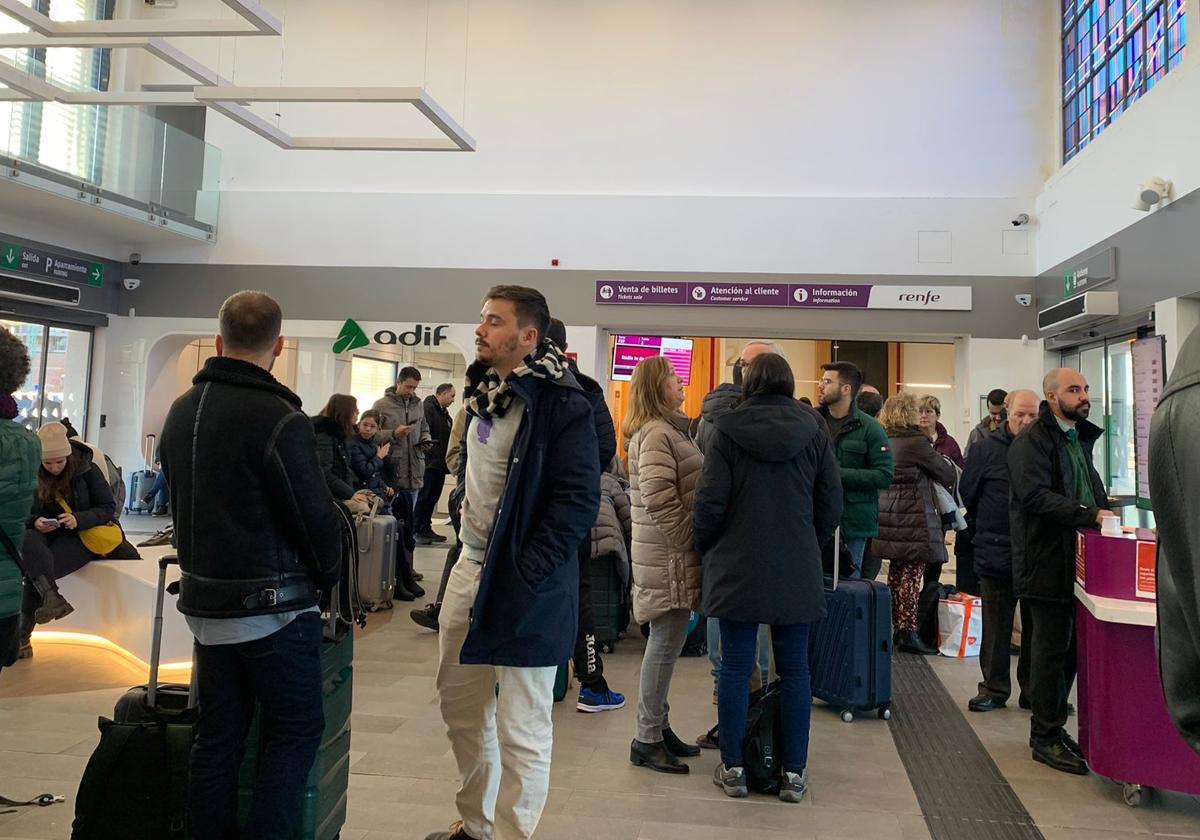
[937, 594, 983, 657]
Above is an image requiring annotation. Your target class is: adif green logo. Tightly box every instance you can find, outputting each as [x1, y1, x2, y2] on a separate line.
[333, 319, 370, 354]
[333, 321, 450, 353]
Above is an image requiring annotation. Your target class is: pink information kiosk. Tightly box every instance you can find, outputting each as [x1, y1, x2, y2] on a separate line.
[1074, 527, 1200, 806]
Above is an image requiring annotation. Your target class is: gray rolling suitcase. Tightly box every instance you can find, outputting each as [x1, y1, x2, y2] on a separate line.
[356, 500, 397, 611]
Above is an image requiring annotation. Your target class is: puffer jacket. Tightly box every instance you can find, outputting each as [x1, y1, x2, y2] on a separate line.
[592, 464, 632, 565]
[694, 395, 842, 625]
[0, 418, 39, 619]
[312, 416, 355, 502]
[628, 412, 703, 623]
[693, 383, 741, 455]
[870, 427, 957, 565]
[1150, 327, 1200, 755]
[347, 433, 389, 497]
[932, 422, 965, 470]
[371, 388, 432, 490]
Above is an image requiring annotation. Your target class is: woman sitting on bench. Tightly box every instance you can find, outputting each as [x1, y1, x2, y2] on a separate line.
[19, 422, 138, 658]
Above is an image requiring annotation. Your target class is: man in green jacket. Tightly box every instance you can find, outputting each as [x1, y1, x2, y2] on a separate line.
[0, 327, 41, 671]
[817, 362, 895, 579]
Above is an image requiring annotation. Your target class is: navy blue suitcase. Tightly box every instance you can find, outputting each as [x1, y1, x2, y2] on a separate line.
[808, 538, 893, 722]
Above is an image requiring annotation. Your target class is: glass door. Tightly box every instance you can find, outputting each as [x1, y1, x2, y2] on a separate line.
[0, 317, 93, 431]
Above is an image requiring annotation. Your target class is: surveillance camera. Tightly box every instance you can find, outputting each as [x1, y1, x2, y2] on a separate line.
[1015, 293, 1032, 307]
[123, 277, 142, 291]
[1011, 214, 1030, 227]
[1134, 177, 1172, 212]
[129, 252, 141, 265]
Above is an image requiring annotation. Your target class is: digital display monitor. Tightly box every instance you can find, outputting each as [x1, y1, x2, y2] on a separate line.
[611, 335, 694, 385]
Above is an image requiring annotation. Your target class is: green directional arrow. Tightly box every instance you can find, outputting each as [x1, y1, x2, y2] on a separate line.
[2, 243, 17, 269]
[88, 262, 104, 288]
[333, 319, 370, 354]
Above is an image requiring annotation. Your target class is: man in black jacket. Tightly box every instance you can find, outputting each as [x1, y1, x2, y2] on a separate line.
[161, 291, 341, 839]
[1008, 369, 1114, 776]
[1149, 327, 1200, 757]
[414, 382, 456, 544]
[962, 389, 1039, 714]
[546, 318, 626, 714]
[428, 288, 599, 840]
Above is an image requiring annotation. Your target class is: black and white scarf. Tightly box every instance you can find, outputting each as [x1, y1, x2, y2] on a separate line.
[464, 339, 568, 421]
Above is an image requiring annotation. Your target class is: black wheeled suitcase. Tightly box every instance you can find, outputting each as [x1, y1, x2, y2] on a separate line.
[72, 555, 195, 840]
[808, 532, 893, 723]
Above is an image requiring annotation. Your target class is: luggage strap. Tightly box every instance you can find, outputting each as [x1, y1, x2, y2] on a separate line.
[0, 792, 64, 813]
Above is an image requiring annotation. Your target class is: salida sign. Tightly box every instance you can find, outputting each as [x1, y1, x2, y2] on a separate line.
[333, 320, 449, 354]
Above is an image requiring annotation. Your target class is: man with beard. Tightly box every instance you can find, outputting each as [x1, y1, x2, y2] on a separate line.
[817, 362, 893, 579]
[428, 286, 599, 840]
[1008, 368, 1115, 775]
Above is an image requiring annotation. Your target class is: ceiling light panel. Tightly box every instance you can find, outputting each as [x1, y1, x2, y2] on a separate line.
[0, 0, 279, 37]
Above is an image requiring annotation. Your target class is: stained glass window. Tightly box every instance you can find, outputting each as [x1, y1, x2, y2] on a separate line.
[1063, 0, 1187, 162]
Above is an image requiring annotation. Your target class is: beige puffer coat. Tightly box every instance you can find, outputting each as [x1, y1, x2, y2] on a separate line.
[628, 413, 703, 624]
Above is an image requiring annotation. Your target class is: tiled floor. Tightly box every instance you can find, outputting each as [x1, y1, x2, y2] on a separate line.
[0, 537, 1198, 839]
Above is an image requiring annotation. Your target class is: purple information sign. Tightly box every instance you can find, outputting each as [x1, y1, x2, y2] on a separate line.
[596, 280, 873, 308]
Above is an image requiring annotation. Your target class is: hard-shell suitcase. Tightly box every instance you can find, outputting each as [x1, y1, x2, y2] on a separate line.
[356, 513, 397, 611]
[808, 532, 893, 723]
[237, 631, 353, 840]
[72, 555, 195, 839]
[126, 434, 158, 515]
[589, 552, 629, 653]
[233, 502, 360, 840]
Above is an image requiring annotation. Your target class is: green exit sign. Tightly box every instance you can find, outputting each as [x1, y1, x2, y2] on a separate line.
[2, 240, 104, 288]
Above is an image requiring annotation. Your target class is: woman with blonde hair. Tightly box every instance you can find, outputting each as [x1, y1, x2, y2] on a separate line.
[871, 393, 957, 654]
[916, 394, 964, 469]
[625, 355, 704, 775]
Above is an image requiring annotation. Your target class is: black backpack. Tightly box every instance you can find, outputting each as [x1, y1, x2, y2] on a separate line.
[698, 681, 785, 793]
[743, 681, 784, 793]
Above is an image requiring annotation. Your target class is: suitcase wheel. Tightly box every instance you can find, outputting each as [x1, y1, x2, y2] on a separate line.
[841, 710, 854, 724]
[601, 642, 614, 654]
[878, 707, 892, 721]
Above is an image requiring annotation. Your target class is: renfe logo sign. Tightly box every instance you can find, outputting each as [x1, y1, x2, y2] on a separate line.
[333, 321, 450, 353]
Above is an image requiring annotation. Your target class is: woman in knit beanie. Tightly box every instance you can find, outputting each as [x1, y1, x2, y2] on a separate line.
[0, 327, 41, 671]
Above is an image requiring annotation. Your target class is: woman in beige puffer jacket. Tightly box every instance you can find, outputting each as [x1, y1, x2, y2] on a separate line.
[624, 356, 704, 775]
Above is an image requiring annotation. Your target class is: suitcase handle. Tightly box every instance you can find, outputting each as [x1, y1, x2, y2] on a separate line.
[831, 526, 840, 591]
[142, 434, 156, 471]
[148, 554, 191, 708]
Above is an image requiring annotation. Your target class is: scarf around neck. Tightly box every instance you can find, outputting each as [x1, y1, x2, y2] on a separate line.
[464, 340, 568, 422]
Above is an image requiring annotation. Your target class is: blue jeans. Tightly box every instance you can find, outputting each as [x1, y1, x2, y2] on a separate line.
[145, 471, 170, 510]
[189, 612, 325, 840]
[845, 538, 868, 579]
[707, 617, 770, 682]
[717, 619, 812, 774]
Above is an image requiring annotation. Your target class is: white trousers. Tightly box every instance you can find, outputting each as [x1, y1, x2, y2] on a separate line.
[436, 558, 557, 840]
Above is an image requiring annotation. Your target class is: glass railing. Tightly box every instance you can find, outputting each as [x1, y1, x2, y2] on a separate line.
[0, 50, 220, 237]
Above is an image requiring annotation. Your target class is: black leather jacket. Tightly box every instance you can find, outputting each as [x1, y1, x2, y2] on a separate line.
[1150, 331, 1200, 756]
[161, 357, 341, 618]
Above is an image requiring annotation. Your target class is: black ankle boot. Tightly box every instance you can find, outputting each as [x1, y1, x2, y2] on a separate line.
[662, 727, 701, 758]
[399, 564, 425, 599]
[17, 611, 34, 659]
[31, 576, 74, 624]
[896, 630, 938, 656]
[630, 739, 689, 774]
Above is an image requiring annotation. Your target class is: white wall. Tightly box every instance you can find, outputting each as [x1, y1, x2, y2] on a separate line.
[123, 0, 1055, 275]
[953, 335, 1045, 439]
[1036, 50, 1200, 273]
[94, 314, 598, 474]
